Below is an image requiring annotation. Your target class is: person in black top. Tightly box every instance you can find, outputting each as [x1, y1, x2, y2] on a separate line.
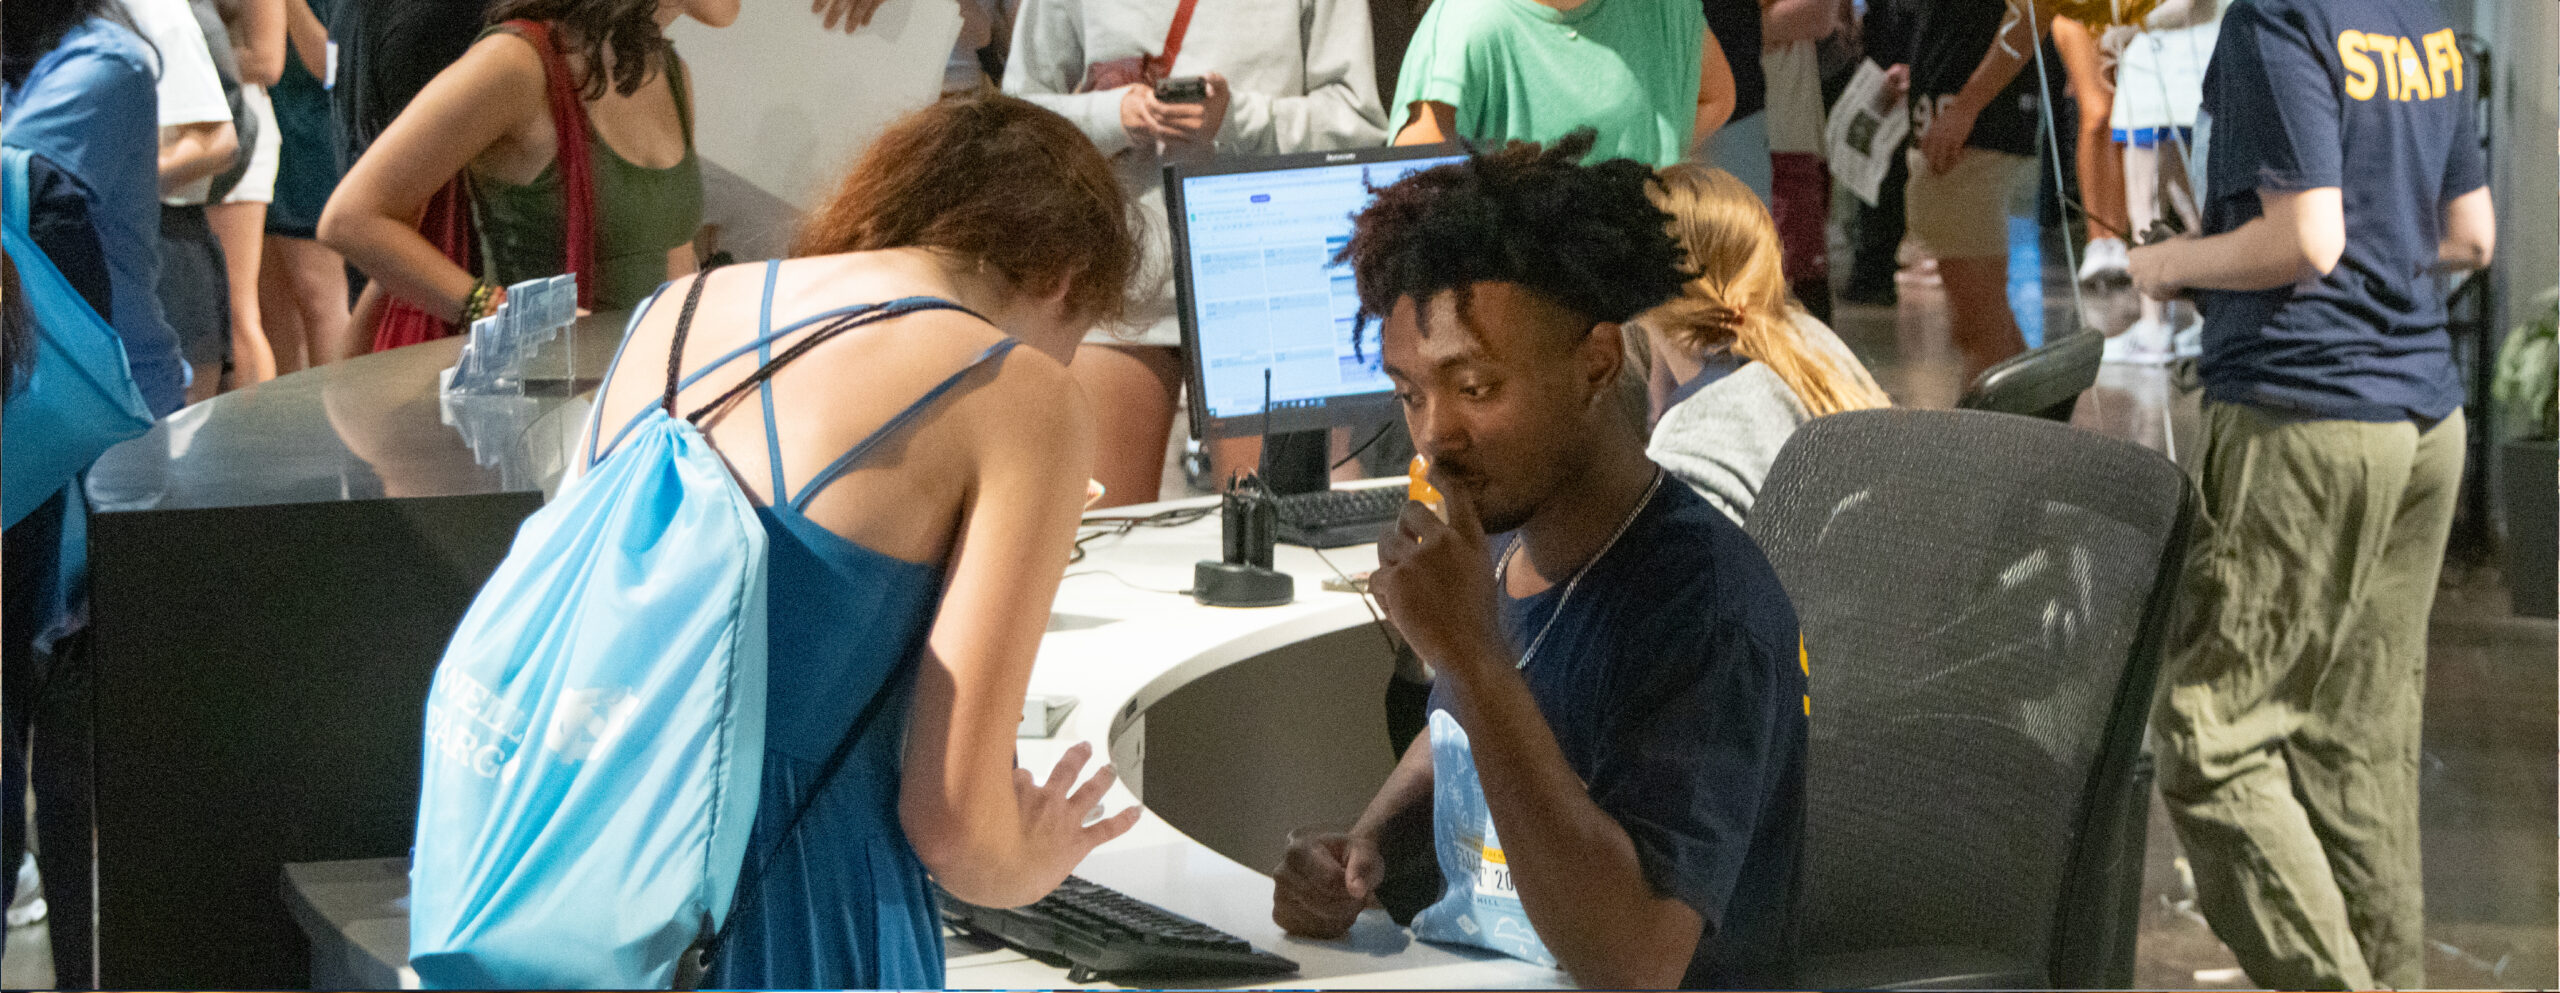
[1269, 131, 1807, 990]
[2127, 0, 2493, 986]
[1841, 0, 1914, 305]
[327, 0, 486, 172]
[1903, 0, 2043, 381]
[1700, 0, 1770, 201]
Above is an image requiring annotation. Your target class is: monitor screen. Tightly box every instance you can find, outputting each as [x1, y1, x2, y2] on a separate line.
[1167, 145, 1468, 440]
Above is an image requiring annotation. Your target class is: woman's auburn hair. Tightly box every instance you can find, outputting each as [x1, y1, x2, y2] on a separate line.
[1640, 163, 1890, 419]
[793, 93, 1137, 329]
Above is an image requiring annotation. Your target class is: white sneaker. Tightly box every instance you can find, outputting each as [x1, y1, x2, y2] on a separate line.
[2077, 237, 2131, 287]
[2102, 316, 2174, 365]
[6, 853, 44, 928]
[2171, 314, 2204, 360]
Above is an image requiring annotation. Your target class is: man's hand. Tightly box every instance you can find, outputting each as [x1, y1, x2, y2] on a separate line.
[1272, 831, 1385, 939]
[1883, 63, 1910, 102]
[1917, 96, 1977, 175]
[1369, 467, 1505, 673]
[2127, 238, 2187, 301]
[813, 0, 892, 31]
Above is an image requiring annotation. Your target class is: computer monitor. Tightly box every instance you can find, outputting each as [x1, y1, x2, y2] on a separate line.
[1165, 144, 1469, 492]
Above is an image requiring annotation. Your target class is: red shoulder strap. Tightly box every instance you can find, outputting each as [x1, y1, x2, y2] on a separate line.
[503, 19, 599, 310]
[1148, 0, 1203, 81]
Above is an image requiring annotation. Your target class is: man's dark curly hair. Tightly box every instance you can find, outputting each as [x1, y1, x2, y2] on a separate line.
[1335, 128, 1689, 359]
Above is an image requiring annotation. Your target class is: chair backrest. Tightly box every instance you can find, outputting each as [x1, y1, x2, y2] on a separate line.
[1746, 409, 2191, 985]
[1961, 331, 2104, 422]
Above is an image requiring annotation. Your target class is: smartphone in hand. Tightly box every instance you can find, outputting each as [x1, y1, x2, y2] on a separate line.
[1154, 76, 1208, 103]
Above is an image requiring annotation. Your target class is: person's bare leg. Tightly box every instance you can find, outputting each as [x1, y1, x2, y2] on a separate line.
[2053, 17, 2128, 243]
[1938, 254, 2026, 384]
[347, 281, 383, 359]
[205, 202, 278, 387]
[1071, 343, 1183, 510]
[266, 235, 352, 369]
[259, 244, 308, 374]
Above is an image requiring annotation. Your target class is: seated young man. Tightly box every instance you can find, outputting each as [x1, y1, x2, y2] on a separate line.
[1269, 130, 1807, 990]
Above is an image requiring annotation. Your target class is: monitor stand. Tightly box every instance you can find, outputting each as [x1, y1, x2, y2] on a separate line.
[1260, 430, 1391, 549]
[1258, 430, 1330, 497]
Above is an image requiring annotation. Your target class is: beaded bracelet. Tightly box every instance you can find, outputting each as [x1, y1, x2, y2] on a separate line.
[461, 280, 495, 324]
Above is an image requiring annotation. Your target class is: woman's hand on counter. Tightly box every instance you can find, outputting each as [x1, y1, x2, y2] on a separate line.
[1014, 742, 1142, 892]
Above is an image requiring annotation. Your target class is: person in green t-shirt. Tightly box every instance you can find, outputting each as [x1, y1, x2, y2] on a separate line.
[1388, 0, 1734, 168]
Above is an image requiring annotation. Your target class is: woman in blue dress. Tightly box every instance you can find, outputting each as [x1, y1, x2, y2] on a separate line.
[583, 93, 1144, 990]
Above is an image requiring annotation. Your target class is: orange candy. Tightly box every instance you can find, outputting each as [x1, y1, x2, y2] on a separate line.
[1409, 456, 1446, 520]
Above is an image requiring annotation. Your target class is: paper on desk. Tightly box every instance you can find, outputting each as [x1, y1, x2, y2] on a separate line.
[1826, 60, 1912, 208]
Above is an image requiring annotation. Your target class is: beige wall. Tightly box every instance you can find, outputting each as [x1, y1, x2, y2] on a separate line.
[667, 0, 962, 259]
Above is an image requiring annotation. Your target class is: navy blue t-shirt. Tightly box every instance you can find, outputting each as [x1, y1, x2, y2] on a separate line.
[2194, 0, 2488, 423]
[1428, 476, 1806, 988]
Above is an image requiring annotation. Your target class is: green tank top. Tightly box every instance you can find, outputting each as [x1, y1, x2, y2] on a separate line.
[473, 35, 701, 312]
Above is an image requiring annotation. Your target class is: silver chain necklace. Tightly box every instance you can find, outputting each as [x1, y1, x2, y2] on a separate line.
[1493, 469, 1663, 671]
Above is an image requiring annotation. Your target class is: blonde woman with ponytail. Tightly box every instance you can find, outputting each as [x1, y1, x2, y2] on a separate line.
[1636, 163, 1888, 522]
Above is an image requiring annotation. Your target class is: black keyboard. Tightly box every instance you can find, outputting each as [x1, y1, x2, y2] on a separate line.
[939, 875, 1299, 984]
[1271, 486, 1405, 549]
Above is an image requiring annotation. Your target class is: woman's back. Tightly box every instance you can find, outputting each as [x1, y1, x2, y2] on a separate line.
[588, 255, 1080, 988]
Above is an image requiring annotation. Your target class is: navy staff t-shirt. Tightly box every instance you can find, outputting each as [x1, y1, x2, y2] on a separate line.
[2193, 0, 2488, 423]
[1426, 475, 1806, 988]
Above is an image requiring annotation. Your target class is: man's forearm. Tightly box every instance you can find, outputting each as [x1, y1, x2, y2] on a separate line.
[2158, 215, 2318, 292]
[1438, 643, 1700, 988]
[159, 123, 239, 195]
[1351, 731, 1435, 842]
[1954, 1, 2042, 112]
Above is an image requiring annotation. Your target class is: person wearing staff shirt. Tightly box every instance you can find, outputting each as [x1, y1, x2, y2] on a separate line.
[2127, 0, 2493, 986]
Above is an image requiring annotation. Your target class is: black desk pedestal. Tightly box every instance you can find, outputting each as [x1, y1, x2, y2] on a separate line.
[90, 494, 538, 988]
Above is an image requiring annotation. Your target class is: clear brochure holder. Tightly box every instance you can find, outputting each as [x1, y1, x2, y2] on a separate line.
[439, 274, 585, 493]
[442, 274, 579, 397]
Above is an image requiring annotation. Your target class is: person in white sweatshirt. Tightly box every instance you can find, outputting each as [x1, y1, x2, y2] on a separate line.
[1006, 0, 1388, 508]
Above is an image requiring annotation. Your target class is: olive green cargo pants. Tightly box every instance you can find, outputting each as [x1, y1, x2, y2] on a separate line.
[2155, 402, 2464, 991]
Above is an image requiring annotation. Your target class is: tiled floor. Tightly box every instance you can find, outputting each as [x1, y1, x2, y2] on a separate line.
[5, 247, 2551, 993]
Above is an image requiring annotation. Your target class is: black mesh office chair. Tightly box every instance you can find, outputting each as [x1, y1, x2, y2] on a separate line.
[1746, 409, 2193, 989]
[1960, 330, 2105, 422]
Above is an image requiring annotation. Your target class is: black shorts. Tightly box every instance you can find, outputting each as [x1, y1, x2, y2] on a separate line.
[157, 204, 232, 368]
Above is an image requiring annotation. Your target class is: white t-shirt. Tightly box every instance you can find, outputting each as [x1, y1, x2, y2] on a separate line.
[1762, 40, 1826, 155]
[2112, 18, 2221, 133]
[126, 0, 232, 206]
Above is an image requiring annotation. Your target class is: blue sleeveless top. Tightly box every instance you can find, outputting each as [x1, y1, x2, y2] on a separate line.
[604, 262, 1016, 989]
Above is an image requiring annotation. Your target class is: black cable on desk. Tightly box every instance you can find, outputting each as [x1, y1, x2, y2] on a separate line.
[1068, 505, 1216, 565]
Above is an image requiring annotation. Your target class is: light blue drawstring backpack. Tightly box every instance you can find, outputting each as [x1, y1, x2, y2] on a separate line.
[408, 270, 762, 989]
[0, 146, 155, 527]
[409, 270, 963, 988]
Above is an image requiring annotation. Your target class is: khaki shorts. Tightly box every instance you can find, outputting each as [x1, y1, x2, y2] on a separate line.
[1903, 148, 2033, 260]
